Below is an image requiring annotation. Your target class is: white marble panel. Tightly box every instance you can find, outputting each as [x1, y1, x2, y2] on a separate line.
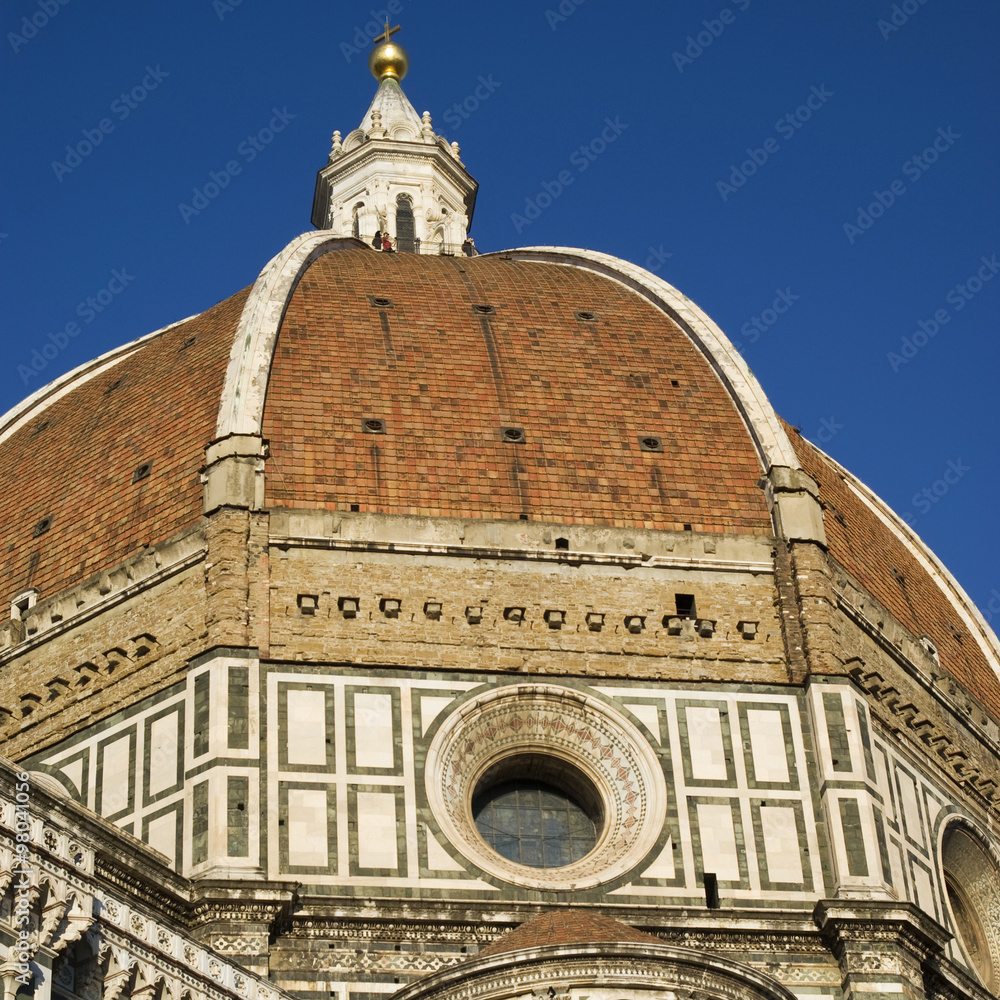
[286, 689, 328, 766]
[58, 756, 84, 796]
[288, 788, 329, 867]
[419, 696, 454, 736]
[101, 734, 131, 817]
[424, 825, 464, 871]
[696, 802, 740, 880]
[760, 805, 802, 883]
[639, 836, 676, 879]
[356, 791, 398, 870]
[747, 709, 788, 783]
[625, 703, 662, 744]
[145, 811, 177, 862]
[912, 864, 936, 918]
[147, 713, 179, 795]
[687, 707, 727, 781]
[354, 692, 394, 769]
[897, 771, 923, 845]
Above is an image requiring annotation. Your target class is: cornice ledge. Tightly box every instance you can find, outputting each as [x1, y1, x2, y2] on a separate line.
[269, 533, 774, 574]
[389, 942, 798, 1000]
[813, 898, 951, 956]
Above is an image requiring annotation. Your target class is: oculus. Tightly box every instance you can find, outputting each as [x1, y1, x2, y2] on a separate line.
[472, 755, 602, 868]
[425, 683, 667, 890]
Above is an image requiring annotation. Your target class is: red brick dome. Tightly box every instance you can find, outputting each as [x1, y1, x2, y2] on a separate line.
[2, 238, 998, 715]
[260, 249, 771, 530]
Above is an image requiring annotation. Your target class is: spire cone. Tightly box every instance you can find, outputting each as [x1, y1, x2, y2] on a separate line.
[311, 23, 478, 251]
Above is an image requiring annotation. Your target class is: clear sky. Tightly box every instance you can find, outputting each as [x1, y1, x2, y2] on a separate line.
[2, 1, 998, 619]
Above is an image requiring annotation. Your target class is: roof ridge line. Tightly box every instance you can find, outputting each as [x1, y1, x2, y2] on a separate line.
[0, 313, 198, 446]
[798, 431, 1000, 682]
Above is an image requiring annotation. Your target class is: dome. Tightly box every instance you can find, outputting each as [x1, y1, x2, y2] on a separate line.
[260, 250, 769, 529]
[2, 27, 999, 1000]
[0, 288, 250, 604]
[475, 909, 661, 957]
[2, 238, 997, 716]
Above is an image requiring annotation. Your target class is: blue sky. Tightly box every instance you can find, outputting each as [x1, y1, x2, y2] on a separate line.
[2, 1, 998, 618]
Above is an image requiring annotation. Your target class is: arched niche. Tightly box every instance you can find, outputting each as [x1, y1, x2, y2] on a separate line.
[941, 819, 1000, 992]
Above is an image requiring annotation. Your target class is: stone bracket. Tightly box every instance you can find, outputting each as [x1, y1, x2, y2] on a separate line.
[203, 434, 268, 513]
[763, 466, 828, 547]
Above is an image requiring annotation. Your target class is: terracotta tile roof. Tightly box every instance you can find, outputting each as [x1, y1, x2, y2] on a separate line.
[786, 421, 1000, 719]
[477, 909, 661, 958]
[262, 251, 772, 533]
[0, 287, 250, 605]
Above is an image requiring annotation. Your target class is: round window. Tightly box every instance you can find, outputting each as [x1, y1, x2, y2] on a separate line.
[472, 754, 603, 868]
[424, 683, 668, 891]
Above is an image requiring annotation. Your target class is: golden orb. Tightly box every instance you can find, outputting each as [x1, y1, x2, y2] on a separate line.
[369, 41, 409, 82]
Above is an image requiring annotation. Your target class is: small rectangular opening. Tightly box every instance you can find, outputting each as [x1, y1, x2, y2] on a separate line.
[10, 589, 38, 625]
[704, 872, 719, 908]
[675, 593, 696, 619]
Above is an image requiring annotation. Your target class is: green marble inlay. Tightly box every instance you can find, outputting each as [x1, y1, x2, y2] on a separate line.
[192, 780, 209, 865]
[873, 807, 893, 887]
[228, 775, 250, 857]
[823, 693, 853, 772]
[839, 797, 869, 877]
[855, 700, 877, 782]
[194, 672, 210, 758]
[228, 665, 250, 750]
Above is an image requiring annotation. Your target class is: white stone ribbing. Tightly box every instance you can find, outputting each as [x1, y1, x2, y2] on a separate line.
[0, 315, 195, 447]
[812, 441, 1000, 682]
[215, 233, 364, 439]
[495, 247, 802, 474]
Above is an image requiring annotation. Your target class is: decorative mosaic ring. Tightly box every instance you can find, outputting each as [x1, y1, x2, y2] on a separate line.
[424, 683, 667, 890]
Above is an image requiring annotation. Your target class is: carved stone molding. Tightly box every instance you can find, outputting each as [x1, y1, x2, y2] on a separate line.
[0, 760, 293, 1000]
[388, 941, 799, 1000]
[815, 898, 951, 1000]
[425, 684, 667, 890]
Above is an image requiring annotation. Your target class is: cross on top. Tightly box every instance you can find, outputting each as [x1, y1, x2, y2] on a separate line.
[374, 20, 400, 44]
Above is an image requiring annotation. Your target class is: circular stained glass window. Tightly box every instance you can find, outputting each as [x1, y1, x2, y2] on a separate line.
[471, 753, 604, 869]
[473, 780, 598, 868]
